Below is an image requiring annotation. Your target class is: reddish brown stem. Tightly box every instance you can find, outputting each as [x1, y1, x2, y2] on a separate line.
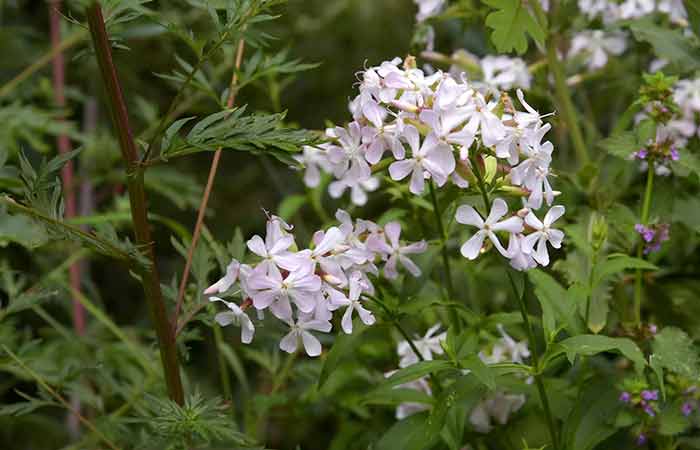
[49, 0, 85, 336]
[172, 39, 246, 335]
[86, 2, 184, 405]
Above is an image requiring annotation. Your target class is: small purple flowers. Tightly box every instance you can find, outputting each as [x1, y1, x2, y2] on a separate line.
[641, 390, 659, 401]
[636, 433, 647, 446]
[633, 148, 648, 160]
[634, 223, 670, 254]
[682, 402, 694, 417]
[619, 391, 631, 403]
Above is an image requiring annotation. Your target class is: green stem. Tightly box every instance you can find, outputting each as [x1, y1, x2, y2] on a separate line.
[86, 2, 184, 405]
[506, 272, 559, 450]
[212, 321, 233, 402]
[633, 164, 655, 327]
[428, 180, 461, 332]
[470, 154, 492, 212]
[531, 0, 589, 168]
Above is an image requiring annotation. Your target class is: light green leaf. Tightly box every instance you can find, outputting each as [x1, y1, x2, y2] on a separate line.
[598, 131, 638, 159]
[483, 0, 545, 54]
[651, 327, 699, 378]
[559, 334, 646, 373]
[528, 270, 583, 338]
[379, 360, 454, 390]
[628, 19, 700, 70]
[592, 254, 657, 287]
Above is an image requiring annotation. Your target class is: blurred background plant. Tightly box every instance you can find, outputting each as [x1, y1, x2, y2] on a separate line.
[1, 0, 700, 449]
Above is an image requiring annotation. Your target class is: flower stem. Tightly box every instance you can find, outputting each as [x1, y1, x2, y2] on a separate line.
[506, 271, 559, 450]
[633, 164, 655, 327]
[531, 0, 589, 168]
[428, 180, 461, 332]
[86, 2, 184, 405]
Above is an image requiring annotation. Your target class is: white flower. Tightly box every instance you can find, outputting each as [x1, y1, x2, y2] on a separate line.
[397, 324, 446, 368]
[674, 78, 700, 115]
[506, 234, 538, 271]
[658, 0, 687, 24]
[463, 92, 506, 148]
[414, 0, 446, 22]
[246, 264, 321, 319]
[330, 272, 376, 333]
[569, 30, 627, 71]
[279, 315, 332, 357]
[210, 297, 255, 344]
[388, 126, 456, 194]
[204, 259, 240, 295]
[480, 56, 532, 91]
[327, 122, 372, 182]
[469, 392, 526, 433]
[294, 144, 333, 188]
[329, 175, 380, 206]
[419, 107, 476, 159]
[455, 198, 524, 260]
[521, 205, 565, 266]
[619, 0, 656, 19]
[389, 374, 432, 419]
[366, 221, 428, 279]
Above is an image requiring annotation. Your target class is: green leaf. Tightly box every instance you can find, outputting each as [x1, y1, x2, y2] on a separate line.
[318, 322, 368, 389]
[528, 270, 583, 338]
[599, 131, 638, 159]
[562, 382, 621, 450]
[559, 334, 646, 373]
[379, 360, 454, 390]
[592, 254, 657, 286]
[628, 19, 700, 71]
[651, 327, 699, 378]
[375, 412, 439, 450]
[483, 0, 545, 54]
[460, 355, 496, 390]
[278, 194, 306, 221]
[0, 205, 48, 248]
[363, 388, 434, 407]
[686, 0, 700, 38]
[658, 400, 690, 436]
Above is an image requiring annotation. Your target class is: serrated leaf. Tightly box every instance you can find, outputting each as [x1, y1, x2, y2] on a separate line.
[651, 327, 699, 378]
[628, 19, 700, 71]
[484, 0, 545, 54]
[599, 131, 638, 159]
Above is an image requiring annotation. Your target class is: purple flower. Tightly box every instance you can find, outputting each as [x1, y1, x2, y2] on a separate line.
[641, 390, 659, 401]
[619, 391, 631, 403]
[643, 403, 656, 417]
[634, 148, 648, 160]
[636, 433, 647, 446]
[670, 146, 680, 161]
[682, 402, 694, 417]
[635, 224, 655, 243]
[648, 324, 657, 334]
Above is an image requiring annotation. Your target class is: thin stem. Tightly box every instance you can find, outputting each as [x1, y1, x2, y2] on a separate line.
[86, 2, 184, 405]
[428, 180, 461, 332]
[172, 39, 246, 334]
[212, 320, 233, 401]
[470, 154, 492, 211]
[506, 272, 559, 450]
[531, 0, 589, 167]
[633, 163, 655, 326]
[49, 0, 85, 337]
[2, 346, 120, 450]
[0, 30, 86, 99]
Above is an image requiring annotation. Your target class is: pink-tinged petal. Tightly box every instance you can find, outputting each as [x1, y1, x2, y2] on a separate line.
[543, 205, 565, 227]
[384, 254, 399, 279]
[460, 231, 487, 260]
[418, 109, 440, 131]
[303, 319, 333, 333]
[487, 230, 510, 258]
[290, 272, 322, 292]
[447, 128, 475, 153]
[203, 259, 240, 294]
[486, 198, 508, 225]
[314, 226, 344, 256]
[455, 204, 484, 228]
[275, 251, 309, 272]
[246, 235, 268, 258]
[362, 100, 385, 128]
[524, 211, 544, 230]
[492, 216, 524, 234]
[520, 232, 541, 255]
[214, 311, 235, 327]
[240, 316, 255, 344]
[389, 159, 415, 181]
[269, 234, 294, 255]
[341, 306, 354, 334]
[409, 166, 426, 194]
[403, 125, 421, 155]
[365, 139, 385, 165]
[399, 254, 422, 277]
[401, 240, 428, 254]
[548, 229, 565, 248]
[384, 221, 402, 249]
[356, 303, 376, 326]
[290, 291, 316, 314]
[279, 330, 298, 354]
[303, 163, 321, 188]
[301, 331, 323, 357]
[419, 132, 440, 156]
[366, 234, 393, 255]
[533, 236, 550, 266]
[252, 290, 279, 310]
[390, 137, 406, 160]
[423, 143, 456, 185]
[269, 296, 293, 321]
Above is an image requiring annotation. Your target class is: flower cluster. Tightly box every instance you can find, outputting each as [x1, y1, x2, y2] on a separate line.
[570, 0, 688, 72]
[205, 211, 427, 357]
[295, 56, 565, 269]
[390, 324, 530, 430]
[619, 388, 660, 417]
[413, 0, 445, 22]
[634, 223, 670, 254]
